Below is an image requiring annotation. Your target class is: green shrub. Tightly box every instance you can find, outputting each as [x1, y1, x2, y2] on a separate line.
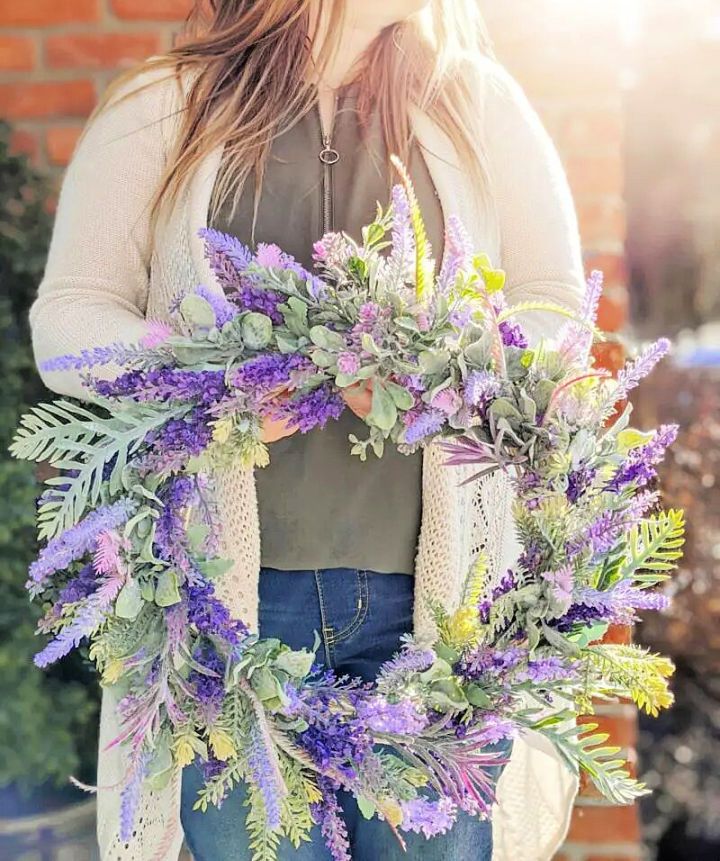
[0, 121, 98, 798]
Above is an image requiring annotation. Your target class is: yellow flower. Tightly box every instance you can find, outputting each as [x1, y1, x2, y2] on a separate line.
[447, 606, 480, 649]
[209, 728, 237, 761]
[253, 442, 270, 469]
[102, 659, 125, 685]
[303, 778, 323, 804]
[211, 416, 234, 445]
[379, 799, 403, 828]
[174, 737, 196, 768]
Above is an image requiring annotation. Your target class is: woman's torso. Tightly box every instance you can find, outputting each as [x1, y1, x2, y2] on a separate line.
[209, 86, 445, 574]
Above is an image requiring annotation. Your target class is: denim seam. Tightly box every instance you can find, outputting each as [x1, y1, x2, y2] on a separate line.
[313, 568, 335, 668]
[332, 569, 369, 644]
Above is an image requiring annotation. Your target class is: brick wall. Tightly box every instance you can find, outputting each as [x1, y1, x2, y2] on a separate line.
[0, 2, 636, 859]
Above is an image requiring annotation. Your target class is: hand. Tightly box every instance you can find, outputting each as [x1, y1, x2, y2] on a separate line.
[259, 386, 298, 444]
[342, 379, 373, 420]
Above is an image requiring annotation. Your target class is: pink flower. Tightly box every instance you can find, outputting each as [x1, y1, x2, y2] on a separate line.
[255, 243, 284, 268]
[140, 319, 173, 348]
[337, 352, 360, 376]
[416, 312, 431, 332]
[431, 388, 463, 416]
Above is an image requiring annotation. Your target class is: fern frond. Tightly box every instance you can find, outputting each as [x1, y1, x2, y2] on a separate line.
[621, 510, 685, 582]
[531, 717, 648, 805]
[496, 301, 603, 338]
[21, 401, 188, 540]
[461, 552, 488, 611]
[584, 643, 675, 716]
[391, 155, 433, 303]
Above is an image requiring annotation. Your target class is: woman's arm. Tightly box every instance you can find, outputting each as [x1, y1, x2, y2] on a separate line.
[483, 61, 587, 343]
[29, 65, 179, 400]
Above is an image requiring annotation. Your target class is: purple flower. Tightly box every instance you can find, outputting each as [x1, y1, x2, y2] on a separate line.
[232, 285, 285, 325]
[194, 284, 238, 327]
[337, 352, 360, 376]
[119, 752, 151, 842]
[39, 343, 144, 373]
[186, 579, 248, 645]
[189, 645, 226, 724]
[94, 369, 227, 408]
[266, 385, 344, 433]
[498, 320, 528, 349]
[400, 797, 457, 839]
[464, 371, 501, 407]
[439, 214, 472, 292]
[355, 697, 428, 735]
[198, 228, 252, 289]
[514, 655, 578, 684]
[607, 424, 678, 492]
[34, 570, 125, 667]
[141, 407, 214, 473]
[379, 646, 435, 680]
[27, 498, 135, 594]
[312, 778, 352, 861]
[403, 408, 446, 445]
[615, 338, 671, 401]
[388, 184, 414, 281]
[233, 353, 313, 399]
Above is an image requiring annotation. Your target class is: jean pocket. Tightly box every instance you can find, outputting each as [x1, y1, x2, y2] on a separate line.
[329, 569, 369, 644]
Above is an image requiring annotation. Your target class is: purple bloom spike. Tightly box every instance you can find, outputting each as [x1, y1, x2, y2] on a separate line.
[312, 778, 352, 861]
[439, 214, 472, 292]
[400, 797, 457, 838]
[27, 499, 135, 594]
[615, 338, 671, 401]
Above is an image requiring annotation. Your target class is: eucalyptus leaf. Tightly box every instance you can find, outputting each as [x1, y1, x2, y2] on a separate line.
[418, 349, 450, 375]
[368, 381, 398, 432]
[384, 381, 415, 410]
[180, 294, 217, 329]
[155, 569, 181, 607]
[115, 578, 145, 619]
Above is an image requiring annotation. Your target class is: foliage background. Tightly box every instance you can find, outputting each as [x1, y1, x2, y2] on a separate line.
[0, 121, 98, 811]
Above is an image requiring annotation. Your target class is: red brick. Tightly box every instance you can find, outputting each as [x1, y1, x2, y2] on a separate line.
[603, 624, 633, 646]
[578, 200, 627, 247]
[597, 290, 629, 333]
[0, 0, 99, 26]
[578, 713, 638, 751]
[585, 253, 626, 289]
[566, 804, 641, 843]
[111, 0, 191, 20]
[46, 125, 84, 166]
[0, 80, 96, 120]
[557, 108, 625, 154]
[565, 154, 624, 198]
[0, 36, 36, 72]
[593, 341, 626, 375]
[587, 856, 642, 861]
[8, 129, 40, 161]
[45, 32, 161, 70]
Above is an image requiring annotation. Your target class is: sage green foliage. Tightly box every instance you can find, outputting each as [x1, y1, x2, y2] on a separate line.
[0, 122, 98, 796]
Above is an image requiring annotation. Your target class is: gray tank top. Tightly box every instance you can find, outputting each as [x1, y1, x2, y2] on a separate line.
[211, 86, 444, 575]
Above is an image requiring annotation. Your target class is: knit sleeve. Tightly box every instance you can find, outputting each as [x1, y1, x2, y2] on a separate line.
[29, 66, 179, 400]
[482, 61, 586, 343]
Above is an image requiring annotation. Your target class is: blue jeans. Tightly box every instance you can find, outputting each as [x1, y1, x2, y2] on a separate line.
[180, 568, 503, 860]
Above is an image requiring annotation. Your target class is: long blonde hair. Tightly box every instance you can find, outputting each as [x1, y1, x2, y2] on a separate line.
[90, 1, 493, 227]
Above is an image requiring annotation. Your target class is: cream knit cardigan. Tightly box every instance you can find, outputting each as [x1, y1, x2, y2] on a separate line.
[29, 56, 586, 861]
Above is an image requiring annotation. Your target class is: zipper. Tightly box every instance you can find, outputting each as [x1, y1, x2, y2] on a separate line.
[317, 93, 339, 235]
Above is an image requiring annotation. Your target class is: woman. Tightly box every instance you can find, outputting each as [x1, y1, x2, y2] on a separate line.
[30, 2, 586, 859]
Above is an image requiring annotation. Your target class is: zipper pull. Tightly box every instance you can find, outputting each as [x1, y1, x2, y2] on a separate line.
[319, 136, 339, 165]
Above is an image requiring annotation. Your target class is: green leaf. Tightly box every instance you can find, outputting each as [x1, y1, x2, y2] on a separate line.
[155, 569, 181, 607]
[197, 557, 234, 580]
[274, 648, 316, 680]
[115, 578, 145, 619]
[368, 381, 398, 432]
[418, 349, 450, 375]
[309, 325, 345, 352]
[357, 795, 377, 820]
[621, 510, 685, 581]
[180, 293, 217, 329]
[384, 381, 415, 410]
[241, 312, 273, 349]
